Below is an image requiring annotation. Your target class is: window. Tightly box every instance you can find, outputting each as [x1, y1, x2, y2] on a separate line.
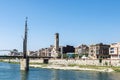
[91, 50, 93, 52]
[110, 48, 114, 50]
[96, 47, 99, 49]
[110, 51, 114, 53]
[96, 50, 99, 54]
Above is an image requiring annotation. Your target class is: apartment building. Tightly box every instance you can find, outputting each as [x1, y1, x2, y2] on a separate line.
[89, 43, 110, 59]
[39, 45, 53, 57]
[109, 42, 120, 59]
[75, 44, 89, 57]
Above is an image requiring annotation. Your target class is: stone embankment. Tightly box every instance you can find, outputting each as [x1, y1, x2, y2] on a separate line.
[30, 64, 114, 72]
[30, 59, 120, 72]
[25, 59, 120, 67]
[2, 58, 120, 66]
[1, 59, 120, 72]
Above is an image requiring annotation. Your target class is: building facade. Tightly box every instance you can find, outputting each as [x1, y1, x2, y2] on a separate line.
[75, 44, 89, 58]
[109, 43, 120, 59]
[61, 45, 75, 54]
[89, 43, 110, 59]
[38, 45, 53, 57]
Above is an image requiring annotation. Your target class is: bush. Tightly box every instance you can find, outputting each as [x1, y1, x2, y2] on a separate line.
[99, 58, 102, 63]
[63, 54, 68, 58]
[105, 61, 108, 66]
[72, 54, 78, 58]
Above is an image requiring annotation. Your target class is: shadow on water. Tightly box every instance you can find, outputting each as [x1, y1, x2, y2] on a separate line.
[20, 71, 29, 80]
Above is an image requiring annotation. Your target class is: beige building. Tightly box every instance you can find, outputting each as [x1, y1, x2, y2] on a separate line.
[109, 43, 120, 59]
[75, 44, 89, 58]
[39, 45, 53, 57]
[89, 43, 110, 59]
[89, 44, 97, 59]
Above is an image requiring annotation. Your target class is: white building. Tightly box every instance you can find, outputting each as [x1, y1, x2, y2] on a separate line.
[109, 43, 120, 59]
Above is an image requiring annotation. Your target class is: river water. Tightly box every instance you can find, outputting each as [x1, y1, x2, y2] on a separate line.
[0, 62, 120, 80]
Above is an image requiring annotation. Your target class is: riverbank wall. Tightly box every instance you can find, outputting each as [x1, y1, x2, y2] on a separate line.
[47, 59, 120, 66]
[2, 59, 120, 67]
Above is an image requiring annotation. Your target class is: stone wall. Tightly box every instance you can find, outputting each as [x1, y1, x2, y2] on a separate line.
[2, 58, 120, 67]
[48, 59, 120, 66]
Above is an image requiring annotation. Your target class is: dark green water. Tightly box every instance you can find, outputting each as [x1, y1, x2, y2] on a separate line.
[0, 62, 120, 80]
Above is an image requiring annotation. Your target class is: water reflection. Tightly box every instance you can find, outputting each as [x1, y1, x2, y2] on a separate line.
[1, 62, 120, 80]
[20, 71, 28, 80]
[51, 70, 59, 80]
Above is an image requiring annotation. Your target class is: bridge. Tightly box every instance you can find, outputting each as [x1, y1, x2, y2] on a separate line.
[0, 49, 19, 55]
[0, 50, 12, 51]
[0, 18, 51, 71]
[0, 55, 52, 59]
[0, 50, 12, 53]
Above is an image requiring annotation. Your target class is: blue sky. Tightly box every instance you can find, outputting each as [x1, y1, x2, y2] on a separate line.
[0, 0, 120, 53]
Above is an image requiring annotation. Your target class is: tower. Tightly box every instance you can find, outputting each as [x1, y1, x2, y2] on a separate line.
[51, 33, 59, 58]
[55, 33, 59, 52]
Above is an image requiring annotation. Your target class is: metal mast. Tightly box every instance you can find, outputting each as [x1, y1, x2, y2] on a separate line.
[23, 17, 28, 58]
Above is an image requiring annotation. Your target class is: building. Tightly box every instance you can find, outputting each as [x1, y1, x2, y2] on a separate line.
[75, 44, 89, 58]
[28, 51, 38, 56]
[61, 45, 75, 54]
[9, 49, 21, 56]
[38, 45, 75, 58]
[38, 33, 60, 58]
[109, 42, 120, 59]
[89, 43, 110, 59]
[38, 45, 54, 57]
[59, 45, 75, 59]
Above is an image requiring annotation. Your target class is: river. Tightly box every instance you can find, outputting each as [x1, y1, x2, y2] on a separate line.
[0, 62, 120, 80]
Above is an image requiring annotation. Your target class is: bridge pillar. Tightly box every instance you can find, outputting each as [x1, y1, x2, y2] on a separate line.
[20, 58, 29, 71]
